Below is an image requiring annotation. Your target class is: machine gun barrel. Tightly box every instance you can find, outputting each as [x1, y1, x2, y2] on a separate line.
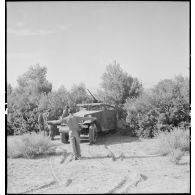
[87, 89, 98, 103]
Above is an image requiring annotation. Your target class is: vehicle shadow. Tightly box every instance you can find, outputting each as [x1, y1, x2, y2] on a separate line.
[30, 152, 64, 160]
[177, 162, 189, 166]
[53, 131, 140, 146]
[95, 131, 141, 146]
[81, 154, 161, 161]
[81, 139, 90, 143]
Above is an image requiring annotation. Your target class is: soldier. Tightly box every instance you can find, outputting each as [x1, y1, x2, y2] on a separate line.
[46, 108, 56, 140]
[38, 109, 44, 135]
[47, 107, 96, 160]
[43, 109, 49, 136]
[60, 105, 69, 119]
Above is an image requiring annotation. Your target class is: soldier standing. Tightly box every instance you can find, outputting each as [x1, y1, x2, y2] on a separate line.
[60, 105, 69, 119]
[46, 108, 56, 140]
[47, 107, 96, 160]
[38, 110, 44, 135]
[43, 110, 49, 136]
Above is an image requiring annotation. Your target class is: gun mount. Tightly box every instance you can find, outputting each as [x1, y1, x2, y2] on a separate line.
[87, 89, 99, 103]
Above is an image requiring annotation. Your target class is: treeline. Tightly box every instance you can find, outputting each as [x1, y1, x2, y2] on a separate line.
[125, 76, 190, 137]
[7, 62, 190, 137]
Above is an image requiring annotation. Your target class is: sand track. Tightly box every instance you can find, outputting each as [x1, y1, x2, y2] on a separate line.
[7, 134, 190, 194]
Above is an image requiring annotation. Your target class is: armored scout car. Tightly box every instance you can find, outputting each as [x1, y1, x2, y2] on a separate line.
[58, 91, 118, 144]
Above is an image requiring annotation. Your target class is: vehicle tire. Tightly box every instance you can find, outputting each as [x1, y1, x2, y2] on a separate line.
[60, 132, 69, 144]
[110, 129, 117, 134]
[89, 124, 98, 145]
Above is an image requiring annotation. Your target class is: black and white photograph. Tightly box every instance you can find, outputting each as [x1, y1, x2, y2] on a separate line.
[6, 1, 190, 194]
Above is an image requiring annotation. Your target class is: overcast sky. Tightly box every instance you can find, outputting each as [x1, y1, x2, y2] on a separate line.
[7, 1, 189, 91]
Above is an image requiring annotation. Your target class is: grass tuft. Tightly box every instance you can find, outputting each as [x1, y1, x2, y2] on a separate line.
[7, 133, 56, 159]
[156, 128, 190, 163]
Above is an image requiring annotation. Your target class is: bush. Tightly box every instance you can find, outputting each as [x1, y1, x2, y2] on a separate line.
[125, 94, 159, 137]
[117, 119, 133, 136]
[156, 128, 190, 163]
[7, 74, 91, 135]
[7, 120, 14, 135]
[169, 148, 185, 164]
[125, 76, 190, 138]
[7, 94, 40, 135]
[7, 133, 55, 159]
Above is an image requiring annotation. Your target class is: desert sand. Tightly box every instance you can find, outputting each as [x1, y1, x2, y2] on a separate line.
[7, 133, 190, 194]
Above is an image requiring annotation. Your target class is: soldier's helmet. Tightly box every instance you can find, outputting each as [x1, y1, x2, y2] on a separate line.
[68, 107, 73, 114]
[65, 105, 69, 110]
[39, 108, 44, 112]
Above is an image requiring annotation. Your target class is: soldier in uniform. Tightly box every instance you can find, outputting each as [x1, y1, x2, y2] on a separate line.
[38, 110, 45, 135]
[43, 109, 49, 136]
[60, 105, 69, 119]
[47, 107, 96, 160]
[46, 108, 56, 140]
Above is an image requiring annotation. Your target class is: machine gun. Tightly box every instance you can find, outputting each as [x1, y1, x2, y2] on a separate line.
[87, 89, 99, 103]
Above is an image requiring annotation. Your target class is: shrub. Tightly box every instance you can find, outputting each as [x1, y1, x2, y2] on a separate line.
[169, 148, 185, 164]
[125, 94, 159, 137]
[7, 133, 55, 159]
[7, 75, 91, 135]
[7, 120, 14, 135]
[7, 95, 40, 135]
[117, 119, 133, 136]
[156, 128, 190, 163]
[124, 76, 190, 138]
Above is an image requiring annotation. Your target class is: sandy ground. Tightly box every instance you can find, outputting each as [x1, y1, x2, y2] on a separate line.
[7, 132, 190, 194]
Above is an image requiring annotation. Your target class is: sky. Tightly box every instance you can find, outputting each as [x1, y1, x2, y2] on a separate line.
[7, 1, 189, 92]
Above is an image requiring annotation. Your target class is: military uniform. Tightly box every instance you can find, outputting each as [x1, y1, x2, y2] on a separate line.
[48, 113, 96, 159]
[38, 112, 44, 135]
[60, 106, 69, 119]
[47, 110, 56, 140]
[43, 112, 49, 136]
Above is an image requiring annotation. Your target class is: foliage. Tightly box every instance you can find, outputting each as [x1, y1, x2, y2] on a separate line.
[7, 133, 55, 159]
[69, 83, 91, 106]
[7, 88, 40, 135]
[7, 65, 94, 135]
[125, 76, 190, 137]
[99, 61, 143, 105]
[169, 148, 185, 164]
[45, 83, 91, 115]
[7, 83, 12, 96]
[17, 64, 52, 95]
[125, 92, 158, 137]
[7, 62, 189, 138]
[7, 65, 53, 135]
[156, 128, 189, 164]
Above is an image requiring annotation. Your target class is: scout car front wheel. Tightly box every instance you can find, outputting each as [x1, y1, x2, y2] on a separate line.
[89, 124, 98, 145]
[60, 132, 69, 144]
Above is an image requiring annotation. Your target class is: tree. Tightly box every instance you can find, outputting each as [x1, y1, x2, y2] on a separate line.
[125, 75, 190, 138]
[152, 76, 190, 127]
[7, 65, 52, 135]
[7, 83, 12, 96]
[17, 64, 52, 95]
[100, 61, 143, 105]
[70, 83, 91, 105]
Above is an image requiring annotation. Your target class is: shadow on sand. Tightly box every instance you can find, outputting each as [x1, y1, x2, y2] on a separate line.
[52, 130, 140, 146]
[80, 154, 162, 161]
[94, 131, 141, 146]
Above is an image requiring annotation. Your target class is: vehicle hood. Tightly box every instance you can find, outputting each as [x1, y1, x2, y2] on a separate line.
[73, 110, 102, 117]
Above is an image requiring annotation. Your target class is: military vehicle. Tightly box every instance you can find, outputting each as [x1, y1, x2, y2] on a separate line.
[58, 90, 118, 145]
